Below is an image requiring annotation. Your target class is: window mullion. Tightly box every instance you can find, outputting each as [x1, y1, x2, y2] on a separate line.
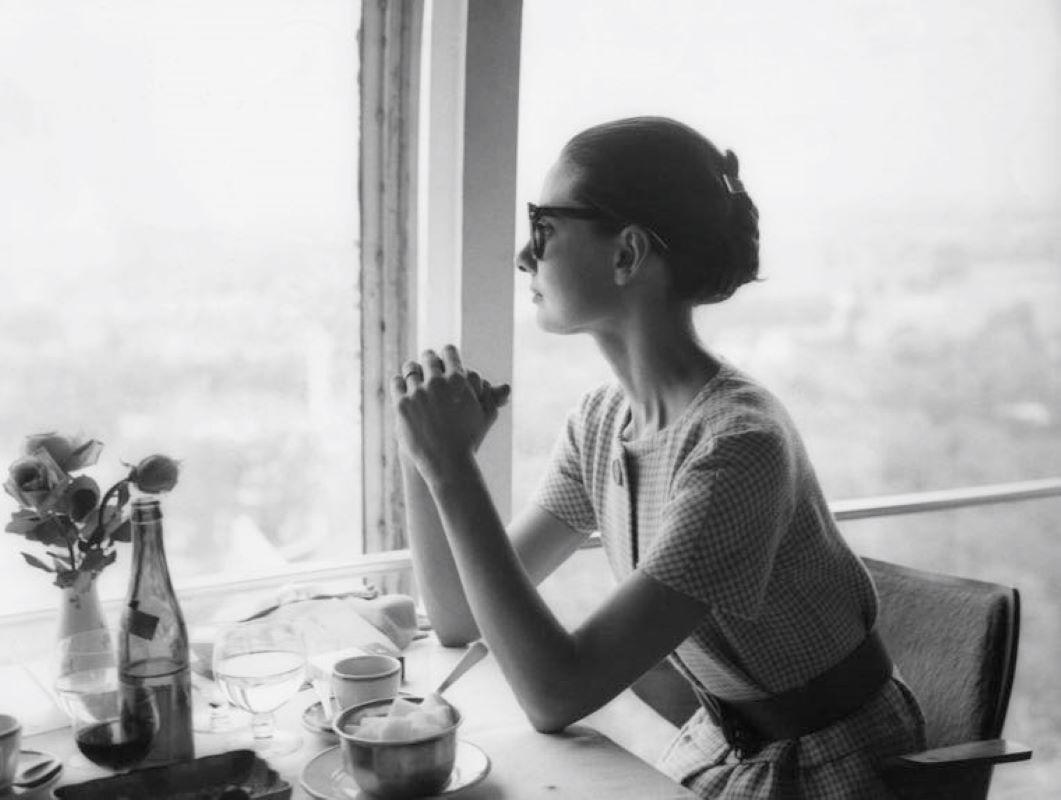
[360, 0, 423, 553]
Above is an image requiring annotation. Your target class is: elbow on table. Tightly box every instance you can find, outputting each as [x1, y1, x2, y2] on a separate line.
[524, 695, 585, 734]
[431, 620, 480, 648]
[527, 709, 570, 735]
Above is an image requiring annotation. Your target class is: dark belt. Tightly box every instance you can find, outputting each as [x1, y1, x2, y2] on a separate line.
[693, 630, 893, 757]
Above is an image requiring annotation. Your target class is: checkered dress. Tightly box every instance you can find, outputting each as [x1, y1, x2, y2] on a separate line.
[531, 362, 926, 799]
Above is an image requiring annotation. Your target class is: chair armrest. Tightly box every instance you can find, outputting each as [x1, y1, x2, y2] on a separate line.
[882, 738, 1033, 772]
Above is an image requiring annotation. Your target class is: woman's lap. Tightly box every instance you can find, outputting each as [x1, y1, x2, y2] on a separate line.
[658, 676, 926, 799]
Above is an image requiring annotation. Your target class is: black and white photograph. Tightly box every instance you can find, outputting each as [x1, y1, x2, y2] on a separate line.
[0, 2, 1057, 798]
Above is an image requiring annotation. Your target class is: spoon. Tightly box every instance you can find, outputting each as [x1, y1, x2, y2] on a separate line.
[13, 750, 62, 789]
[433, 640, 489, 697]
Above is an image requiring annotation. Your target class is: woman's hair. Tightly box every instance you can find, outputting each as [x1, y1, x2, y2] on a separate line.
[560, 116, 760, 305]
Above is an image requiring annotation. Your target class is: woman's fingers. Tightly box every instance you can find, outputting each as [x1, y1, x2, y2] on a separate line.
[422, 349, 444, 379]
[389, 375, 407, 402]
[492, 383, 512, 408]
[467, 370, 483, 397]
[441, 344, 464, 376]
[401, 360, 424, 390]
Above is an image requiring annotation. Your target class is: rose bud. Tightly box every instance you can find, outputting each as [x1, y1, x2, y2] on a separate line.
[130, 454, 180, 493]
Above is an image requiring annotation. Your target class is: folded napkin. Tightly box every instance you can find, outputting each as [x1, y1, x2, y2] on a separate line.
[190, 591, 419, 679]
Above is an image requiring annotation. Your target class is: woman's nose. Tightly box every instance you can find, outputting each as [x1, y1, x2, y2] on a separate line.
[515, 240, 536, 273]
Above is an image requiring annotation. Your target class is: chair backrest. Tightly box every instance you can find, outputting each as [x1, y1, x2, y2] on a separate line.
[863, 557, 1021, 748]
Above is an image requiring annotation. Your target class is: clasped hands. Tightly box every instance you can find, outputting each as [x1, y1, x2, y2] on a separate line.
[390, 345, 510, 483]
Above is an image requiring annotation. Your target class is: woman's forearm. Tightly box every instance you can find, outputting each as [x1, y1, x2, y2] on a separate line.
[401, 457, 480, 645]
[426, 456, 585, 731]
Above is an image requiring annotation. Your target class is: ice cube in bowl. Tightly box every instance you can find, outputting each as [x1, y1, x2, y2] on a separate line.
[333, 696, 462, 799]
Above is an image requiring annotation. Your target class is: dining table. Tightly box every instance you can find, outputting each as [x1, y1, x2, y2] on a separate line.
[8, 634, 697, 799]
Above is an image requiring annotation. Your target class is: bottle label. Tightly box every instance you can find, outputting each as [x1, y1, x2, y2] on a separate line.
[127, 605, 160, 640]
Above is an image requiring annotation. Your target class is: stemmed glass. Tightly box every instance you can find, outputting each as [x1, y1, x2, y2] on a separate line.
[212, 618, 307, 757]
[54, 627, 160, 771]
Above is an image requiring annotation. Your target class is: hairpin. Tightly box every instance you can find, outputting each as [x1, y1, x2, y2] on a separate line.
[722, 172, 746, 196]
[722, 149, 746, 196]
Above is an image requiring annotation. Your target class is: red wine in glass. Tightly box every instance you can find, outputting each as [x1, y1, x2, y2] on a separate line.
[75, 718, 155, 770]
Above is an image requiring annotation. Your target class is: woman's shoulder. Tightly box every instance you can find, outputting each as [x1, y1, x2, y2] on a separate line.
[673, 362, 805, 471]
[573, 381, 627, 424]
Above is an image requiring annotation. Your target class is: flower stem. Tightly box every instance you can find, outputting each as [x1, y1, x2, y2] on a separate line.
[91, 479, 127, 547]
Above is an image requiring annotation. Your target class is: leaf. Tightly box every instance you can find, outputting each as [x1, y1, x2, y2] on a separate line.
[117, 481, 130, 508]
[5, 509, 41, 535]
[65, 439, 104, 472]
[79, 517, 100, 544]
[80, 549, 107, 573]
[108, 519, 132, 543]
[21, 551, 56, 573]
[50, 551, 73, 568]
[25, 515, 73, 546]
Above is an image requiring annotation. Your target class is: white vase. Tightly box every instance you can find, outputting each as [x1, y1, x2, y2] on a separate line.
[57, 578, 106, 641]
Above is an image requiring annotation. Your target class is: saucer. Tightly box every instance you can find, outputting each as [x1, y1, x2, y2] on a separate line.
[300, 741, 490, 799]
[0, 749, 62, 797]
[302, 700, 339, 740]
[302, 693, 415, 740]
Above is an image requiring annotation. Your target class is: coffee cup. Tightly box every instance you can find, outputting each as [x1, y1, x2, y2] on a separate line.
[331, 654, 402, 712]
[0, 713, 21, 793]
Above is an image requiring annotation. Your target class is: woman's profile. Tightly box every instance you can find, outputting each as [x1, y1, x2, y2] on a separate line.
[390, 116, 926, 798]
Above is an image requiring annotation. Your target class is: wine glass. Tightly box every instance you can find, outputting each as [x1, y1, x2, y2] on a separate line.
[212, 618, 307, 757]
[54, 628, 160, 771]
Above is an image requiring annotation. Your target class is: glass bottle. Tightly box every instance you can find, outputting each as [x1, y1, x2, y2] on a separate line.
[118, 497, 194, 766]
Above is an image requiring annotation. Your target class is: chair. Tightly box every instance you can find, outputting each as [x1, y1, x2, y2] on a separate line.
[630, 557, 1032, 799]
[866, 557, 1032, 799]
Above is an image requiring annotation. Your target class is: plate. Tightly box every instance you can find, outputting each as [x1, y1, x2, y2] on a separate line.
[299, 741, 490, 799]
[302, 693, 416, 740]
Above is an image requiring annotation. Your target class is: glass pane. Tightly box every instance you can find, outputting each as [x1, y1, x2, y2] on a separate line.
[0, 0, 362, 617]
[516, 2, 1059, 795]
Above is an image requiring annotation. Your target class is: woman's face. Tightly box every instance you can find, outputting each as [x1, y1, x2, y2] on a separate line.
[516, 160, 623, 335]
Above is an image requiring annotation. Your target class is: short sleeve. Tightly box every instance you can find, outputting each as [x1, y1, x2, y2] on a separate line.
[640, 429, 796, 618]
[529, 399, 599, 536]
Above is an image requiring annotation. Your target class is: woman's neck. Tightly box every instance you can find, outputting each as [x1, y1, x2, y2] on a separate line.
[592, 305, 718, 436]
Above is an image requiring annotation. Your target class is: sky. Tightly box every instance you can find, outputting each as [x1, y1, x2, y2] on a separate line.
[517, 0, 1061, 227]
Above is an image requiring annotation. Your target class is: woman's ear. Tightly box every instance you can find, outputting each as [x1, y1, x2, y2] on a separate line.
[613, 225, 654, 287]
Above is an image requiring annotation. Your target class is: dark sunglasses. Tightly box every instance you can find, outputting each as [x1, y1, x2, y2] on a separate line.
[526, 202, 669, 261]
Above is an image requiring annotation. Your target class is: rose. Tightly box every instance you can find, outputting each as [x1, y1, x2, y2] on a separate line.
[3, 451, 69, 511]
[130, 455, 180, 494]
[24, 433, 103, 473]
[60, 475, 102, 522]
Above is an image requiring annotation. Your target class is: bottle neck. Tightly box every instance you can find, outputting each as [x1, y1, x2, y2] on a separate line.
[128, 501, 174, 601]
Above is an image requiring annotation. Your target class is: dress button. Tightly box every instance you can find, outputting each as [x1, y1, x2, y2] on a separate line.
[612, 459, 623, 486]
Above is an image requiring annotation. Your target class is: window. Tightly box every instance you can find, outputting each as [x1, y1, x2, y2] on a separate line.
[0, 0, 363, 617]
[514, 1, 1059, 795]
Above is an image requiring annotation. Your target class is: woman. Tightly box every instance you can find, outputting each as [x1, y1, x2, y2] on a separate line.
[390, 116, 925, 798]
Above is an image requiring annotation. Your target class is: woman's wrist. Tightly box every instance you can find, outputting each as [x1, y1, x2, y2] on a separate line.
[420, 450, 480, 492]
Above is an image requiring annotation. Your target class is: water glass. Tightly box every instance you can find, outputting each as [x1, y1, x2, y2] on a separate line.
[54, 628, 160, 771]
[212, 618, 306, 757]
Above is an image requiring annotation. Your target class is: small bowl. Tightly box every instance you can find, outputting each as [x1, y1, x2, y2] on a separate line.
[333, 696, 461, 800]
